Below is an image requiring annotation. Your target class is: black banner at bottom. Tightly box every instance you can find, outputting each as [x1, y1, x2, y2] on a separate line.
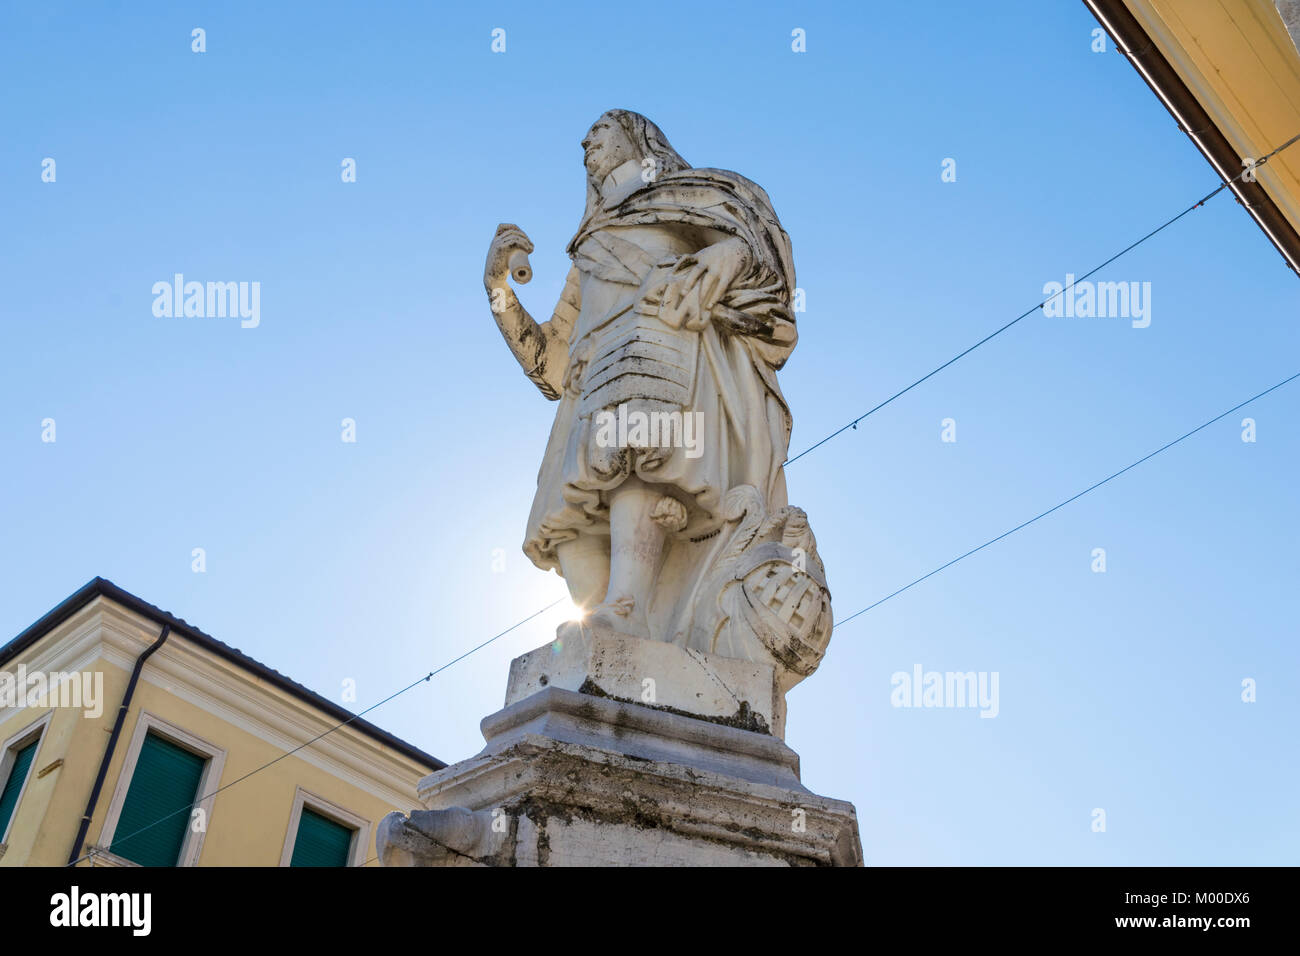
[1, 865, 1285, 942]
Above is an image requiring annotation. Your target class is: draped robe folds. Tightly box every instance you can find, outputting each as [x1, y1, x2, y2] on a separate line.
[523, 167, 799, 634]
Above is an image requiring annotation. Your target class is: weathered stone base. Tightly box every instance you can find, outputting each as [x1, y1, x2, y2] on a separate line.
[378, 681, 862, 867]
[507, 619, 785, 736]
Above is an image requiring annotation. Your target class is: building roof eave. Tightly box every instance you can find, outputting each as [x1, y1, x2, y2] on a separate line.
[0, 577, 446, 772]
[1085, 0, 1300, 276]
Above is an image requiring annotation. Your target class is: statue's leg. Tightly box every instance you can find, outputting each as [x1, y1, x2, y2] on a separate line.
[555, 535, 610, 610]
[593, 476, 669, 638]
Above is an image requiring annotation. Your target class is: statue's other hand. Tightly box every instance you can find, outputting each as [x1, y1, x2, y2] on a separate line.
[666, 238, 749, 317]
[484, 223, 534, 291]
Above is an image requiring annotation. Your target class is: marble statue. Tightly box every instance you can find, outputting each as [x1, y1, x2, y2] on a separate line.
[373, 114, 864, 867]
[483, 109, 833, 697]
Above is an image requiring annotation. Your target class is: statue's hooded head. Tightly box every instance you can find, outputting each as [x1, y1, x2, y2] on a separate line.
[576, 110, 690, 235]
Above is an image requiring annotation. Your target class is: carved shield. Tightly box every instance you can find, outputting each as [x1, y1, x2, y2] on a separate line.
[746, 563, 824, 647]
[736, 548, 833, 678]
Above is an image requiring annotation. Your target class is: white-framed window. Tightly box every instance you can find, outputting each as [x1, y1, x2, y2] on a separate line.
[96, 711, 226, 867]
[279, 787, 370, 867]
[0, 710, 53, 845]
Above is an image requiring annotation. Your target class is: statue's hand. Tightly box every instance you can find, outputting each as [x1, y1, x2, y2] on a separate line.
[662, 237, 751, 327]
[484, 223, 534, 292]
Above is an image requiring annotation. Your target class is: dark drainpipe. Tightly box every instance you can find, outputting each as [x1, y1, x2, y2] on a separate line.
[67, 624, 171, 865]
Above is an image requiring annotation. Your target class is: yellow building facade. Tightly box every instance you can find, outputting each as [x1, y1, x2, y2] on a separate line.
[1088, 0, 1300, 272]
[0, 578, 441, 867]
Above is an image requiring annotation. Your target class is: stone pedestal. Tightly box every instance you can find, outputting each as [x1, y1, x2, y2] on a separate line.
[378, 622, 862, 867]
[508, 619, 785, 736]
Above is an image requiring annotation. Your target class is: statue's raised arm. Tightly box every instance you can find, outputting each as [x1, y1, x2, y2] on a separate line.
[483, 224, 581, 401]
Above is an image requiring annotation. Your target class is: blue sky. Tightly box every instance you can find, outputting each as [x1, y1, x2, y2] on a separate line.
[3, 0, 1298, 865]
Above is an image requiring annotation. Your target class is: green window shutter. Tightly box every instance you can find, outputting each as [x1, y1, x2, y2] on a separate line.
[290, 807, 354, 867]
[0, 740, 39, 840]
[110, 733, 207, 866]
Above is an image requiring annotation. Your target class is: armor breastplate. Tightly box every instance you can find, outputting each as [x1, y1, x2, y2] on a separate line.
[576, 306, 699, 416]
[570, 226, 700, 416]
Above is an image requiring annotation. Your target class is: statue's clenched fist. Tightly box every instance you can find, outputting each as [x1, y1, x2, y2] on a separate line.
[484, 223, 534, 291]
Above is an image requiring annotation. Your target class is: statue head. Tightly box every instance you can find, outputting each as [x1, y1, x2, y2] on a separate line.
[581, 109, 688, 185]
[581, 116, 636, 182]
